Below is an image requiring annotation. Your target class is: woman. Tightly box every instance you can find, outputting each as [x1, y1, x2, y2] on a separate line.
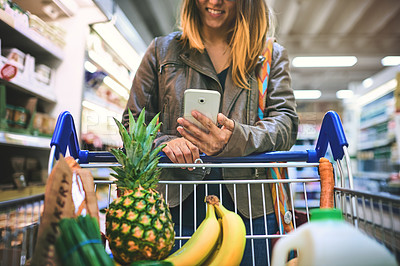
[122, 0, 298, 264]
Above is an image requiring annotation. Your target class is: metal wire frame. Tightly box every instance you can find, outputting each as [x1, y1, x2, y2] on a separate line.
[4, 145, 399, 265]
[93, 166, 321, 266]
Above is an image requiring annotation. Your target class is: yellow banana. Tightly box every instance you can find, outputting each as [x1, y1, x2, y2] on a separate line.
[164, 203, 221, 266]
[201, 218, 223, 265]
[205, 195, 247, 266]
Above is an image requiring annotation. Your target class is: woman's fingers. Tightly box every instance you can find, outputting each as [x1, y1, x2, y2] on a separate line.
[177, 113, 235, 155]
[162, 138, 200, 170]
[217, 113, 235, 131]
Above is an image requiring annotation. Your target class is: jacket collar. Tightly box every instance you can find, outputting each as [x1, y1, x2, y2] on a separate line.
[178, 38, 260, 116]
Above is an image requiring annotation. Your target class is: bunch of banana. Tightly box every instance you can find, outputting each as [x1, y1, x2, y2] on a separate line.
[164, 195, 247, 266]
[164, 201, 221, 266]
[204, 195, 247, 266]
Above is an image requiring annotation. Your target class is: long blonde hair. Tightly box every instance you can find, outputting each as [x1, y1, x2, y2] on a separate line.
[179, 0, 274, 89]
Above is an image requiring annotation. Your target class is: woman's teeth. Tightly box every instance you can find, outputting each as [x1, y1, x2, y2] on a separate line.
[207, 8, 222, 14]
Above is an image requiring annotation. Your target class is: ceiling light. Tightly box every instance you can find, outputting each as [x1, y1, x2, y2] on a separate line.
[362, 78, 373, 88]
[381, 56, 400, 66]
[336, 90, 354, 99]
[42, 4, 61, 20]
[292, 56, 357, 67]
[84, 61, 97, 73]
[294, 90, 321, 99]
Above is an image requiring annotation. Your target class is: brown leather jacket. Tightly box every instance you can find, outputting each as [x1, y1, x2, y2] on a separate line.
[123, 32, 298, 219]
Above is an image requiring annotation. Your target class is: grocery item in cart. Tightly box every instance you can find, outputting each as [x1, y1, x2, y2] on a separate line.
[165, 199, 221, 265]
[31, 156, 100, 265]
[105, 110, 175, 264]
[271, 208, 397, 266]
[318, 157, 334, 208]
[165, 195, 246, 265]
[204, 195, 246, 266]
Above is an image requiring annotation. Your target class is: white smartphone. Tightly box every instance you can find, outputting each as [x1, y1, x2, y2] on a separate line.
[184, 89, 221, 131]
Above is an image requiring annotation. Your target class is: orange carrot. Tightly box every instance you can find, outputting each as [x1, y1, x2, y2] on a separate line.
[318, 157, 334, 208]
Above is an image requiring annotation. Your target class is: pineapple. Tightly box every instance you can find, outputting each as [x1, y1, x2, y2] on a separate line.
[106, 109, 175, 265]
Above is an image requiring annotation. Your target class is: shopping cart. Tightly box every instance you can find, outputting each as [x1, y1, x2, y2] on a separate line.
[1, 110, 399, 265]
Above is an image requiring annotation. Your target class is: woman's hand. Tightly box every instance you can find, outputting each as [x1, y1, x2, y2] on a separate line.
[162, 137, 200, 171]
[177, 111, 234, 156]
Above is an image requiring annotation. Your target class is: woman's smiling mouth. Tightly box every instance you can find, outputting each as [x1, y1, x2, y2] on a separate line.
[206, 8, 224, 15]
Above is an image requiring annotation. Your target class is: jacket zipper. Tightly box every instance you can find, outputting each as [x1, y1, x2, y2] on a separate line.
[159, 62, 182, 74]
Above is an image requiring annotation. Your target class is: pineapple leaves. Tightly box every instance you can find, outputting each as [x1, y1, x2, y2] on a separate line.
[111, 109, 164, 190]
[135, 108, 146, 138]
[146, 112, 161, 137]
[149, 144, 166, 162]
[113, 118, 130, 148]
[110, 148, 127, 167]
[128, 109, 136, 139]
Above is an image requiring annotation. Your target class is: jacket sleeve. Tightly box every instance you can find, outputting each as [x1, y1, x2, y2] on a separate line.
[217, 43, 299, 157]
[122, 38, 179, 147]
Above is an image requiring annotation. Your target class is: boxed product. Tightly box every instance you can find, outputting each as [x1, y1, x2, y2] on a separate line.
[2, 47, 25, 70]
[28, 13, 47, 36]
[9, 1, 28, 29]
[35, 64, 51, 84]
[32, 112, 45, 132]
[41, 114, 56, 135]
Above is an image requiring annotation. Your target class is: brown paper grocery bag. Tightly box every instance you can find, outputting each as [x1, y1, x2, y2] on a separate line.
[30, 155, 74, 266]
[30, 156, 100, 266]
[66, 156, 100, 223]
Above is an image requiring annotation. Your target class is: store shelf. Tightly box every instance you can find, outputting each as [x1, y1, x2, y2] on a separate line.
[354, 171, 391, 180]
[359, 114, 391, 130]
[0, 11, 64, 61]
[0, 184, 45, 202]
[87, 50, 132, 90]
[0, 69, 57, 103]
[357, 137, 395, 151]
[0, 130, 51, 149]
[83, 90, 124, 115]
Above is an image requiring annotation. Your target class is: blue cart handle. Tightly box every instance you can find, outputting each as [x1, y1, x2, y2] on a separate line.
[50, 110, 348, 164]
[309, 110, 348, 162]
[50, 111, 86, 161]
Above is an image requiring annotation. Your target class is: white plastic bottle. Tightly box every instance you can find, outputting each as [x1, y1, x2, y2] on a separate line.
[271, 208, 398, 266]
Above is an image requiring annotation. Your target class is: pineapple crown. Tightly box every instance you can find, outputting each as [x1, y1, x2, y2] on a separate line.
[110, 109, 165, 190]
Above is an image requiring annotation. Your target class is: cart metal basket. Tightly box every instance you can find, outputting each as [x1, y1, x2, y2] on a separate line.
[1, 111, 399, 265]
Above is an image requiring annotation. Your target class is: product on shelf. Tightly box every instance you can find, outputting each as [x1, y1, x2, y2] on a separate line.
[41, 114, 56, 135]
[31, 112, 56, 135]
[13, 105, 28, 128]
[32, 111, 44, 132]
[2, 47, 25, 70]
[35, 63, 51, 84]
[4, 103, 29, 129]
[47, 22, 67, 49]
[5, 104, 14, 125]
[28, 13, 66, 49]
